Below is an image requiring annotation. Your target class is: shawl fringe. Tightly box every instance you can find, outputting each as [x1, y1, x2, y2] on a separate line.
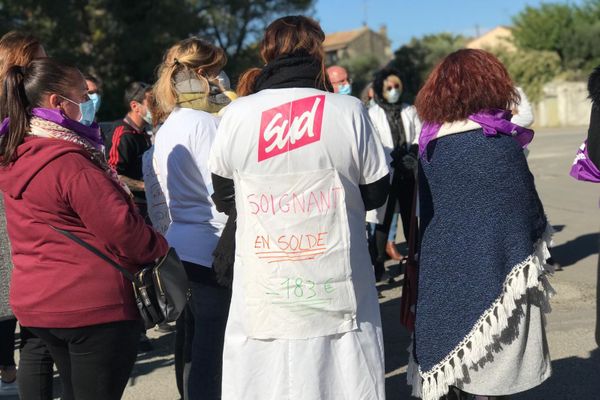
[408, 224, 555, 400]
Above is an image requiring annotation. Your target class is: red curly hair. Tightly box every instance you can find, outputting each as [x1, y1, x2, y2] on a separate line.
[415, 49, 519, 124]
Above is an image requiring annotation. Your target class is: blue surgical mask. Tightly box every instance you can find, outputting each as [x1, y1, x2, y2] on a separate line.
[338, 83, 352, 95]
[88, 93, 102, 113]
[60, 95, 97, 126]
[143, 109, 153, 126]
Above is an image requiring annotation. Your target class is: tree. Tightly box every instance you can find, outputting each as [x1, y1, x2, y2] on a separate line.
[493, 47, 562, 102]
[0, 0, 314, 119]
[512, 3, 574, 62]
[512, 1, 600, 72]
[0, 0, 202, 119]
[339, 54, 380, 98]
[197, 0, 314, 78]
[389, 33, 467, 102]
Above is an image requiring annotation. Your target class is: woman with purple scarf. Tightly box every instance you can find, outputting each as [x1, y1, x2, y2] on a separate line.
[570, 66, 600, 348]
[407, 49, 554, 400]
[0, 58, 167, 400]
[570, 66, 600, 183]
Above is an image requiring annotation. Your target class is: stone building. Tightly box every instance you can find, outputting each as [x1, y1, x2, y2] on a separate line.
[323, 25, 393, 66]
[466, 26, 516, 52]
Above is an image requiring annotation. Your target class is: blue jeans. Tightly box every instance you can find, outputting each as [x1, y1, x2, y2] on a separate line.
[186, 268, 231, 400]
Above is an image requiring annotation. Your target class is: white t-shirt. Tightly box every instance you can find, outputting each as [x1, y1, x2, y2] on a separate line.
[142, 147, 171, 235]
[209, 88, 389, 400]
[153, 107, 226, 267]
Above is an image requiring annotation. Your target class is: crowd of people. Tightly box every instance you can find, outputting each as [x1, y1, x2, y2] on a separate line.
[0, 13, 597, 400]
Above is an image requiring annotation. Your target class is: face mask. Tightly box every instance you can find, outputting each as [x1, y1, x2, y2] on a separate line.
[61, 95, 96, 126]
[88, 93, 102, 113]
[386, 89, 401, 104]
[369, 98, 376, 108]
[143, 109, 153, 125]
[337, 83, 352, 95]
[217, 71, 231, 91]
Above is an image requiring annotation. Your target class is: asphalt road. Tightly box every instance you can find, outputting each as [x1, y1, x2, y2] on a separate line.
[6, 127, 598, 400]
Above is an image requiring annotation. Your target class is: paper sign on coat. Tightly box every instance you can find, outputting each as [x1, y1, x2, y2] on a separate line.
[235, 168, 358, 339]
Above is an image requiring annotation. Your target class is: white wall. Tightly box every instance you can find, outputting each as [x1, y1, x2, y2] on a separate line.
[534, 81, 591, 128]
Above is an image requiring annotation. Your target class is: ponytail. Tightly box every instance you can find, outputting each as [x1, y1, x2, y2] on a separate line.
[236, 68, 262, 97]
[154, 37, 227, 115]
[0, 58, 81, 165]
[154, 58, 179, 115]
[0, 65, 30, 165]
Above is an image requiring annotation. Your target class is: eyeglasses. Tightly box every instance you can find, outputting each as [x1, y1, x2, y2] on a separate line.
[59, 94, 89, 105]
[386, 83, 401, 91]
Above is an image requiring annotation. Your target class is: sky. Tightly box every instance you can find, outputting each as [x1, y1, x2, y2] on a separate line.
[314, 0, 584, 49]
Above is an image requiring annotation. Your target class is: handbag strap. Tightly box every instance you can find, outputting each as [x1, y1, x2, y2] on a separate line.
[49, 225, 136, 282]
[407, 179, 418, 263]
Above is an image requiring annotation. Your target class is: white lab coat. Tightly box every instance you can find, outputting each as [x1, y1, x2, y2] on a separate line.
[366, 102, 422, 224]
[209, 88, 389, 400]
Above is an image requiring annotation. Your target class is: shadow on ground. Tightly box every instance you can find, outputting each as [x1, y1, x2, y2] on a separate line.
[513, 348, 600, 399]
[552, 232, 599, 268]
[129, 330, 176, 385]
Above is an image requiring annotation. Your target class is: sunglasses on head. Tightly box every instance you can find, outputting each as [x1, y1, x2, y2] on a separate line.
[386, 83, 401, 91]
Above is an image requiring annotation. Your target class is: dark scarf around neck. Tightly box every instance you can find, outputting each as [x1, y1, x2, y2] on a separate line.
[254, 52, 333, 93]
[374, 95, 406, 149]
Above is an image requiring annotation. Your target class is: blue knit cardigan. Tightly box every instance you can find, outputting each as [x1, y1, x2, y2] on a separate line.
[410, 128, 551, 400]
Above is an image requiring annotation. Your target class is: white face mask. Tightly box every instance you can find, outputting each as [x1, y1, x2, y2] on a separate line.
[217, 71, 231, 91]
[386, 89, 401, 104]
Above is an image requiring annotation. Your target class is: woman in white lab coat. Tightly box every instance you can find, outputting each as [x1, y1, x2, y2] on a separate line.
[209, 15, 390, 400]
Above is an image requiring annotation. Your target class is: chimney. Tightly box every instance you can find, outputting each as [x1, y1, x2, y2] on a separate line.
[379, 24, 388, 39]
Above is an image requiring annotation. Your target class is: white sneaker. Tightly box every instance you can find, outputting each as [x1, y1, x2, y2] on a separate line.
[0, 379, 18, 396]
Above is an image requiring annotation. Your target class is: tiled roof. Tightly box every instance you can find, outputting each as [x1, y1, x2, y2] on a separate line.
[466, 26, 515, 51]
[323, 27, 369, 51]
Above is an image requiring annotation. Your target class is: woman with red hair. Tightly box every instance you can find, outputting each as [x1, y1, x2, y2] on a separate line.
[408, 49, 554, 400]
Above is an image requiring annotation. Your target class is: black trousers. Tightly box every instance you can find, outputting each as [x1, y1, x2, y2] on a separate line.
[370, 172, 416, 281]
[182, 261, 231, 400]
[27, 320, 142, 400]
[596, 247, 600, 347]
[376, 172, 416, 256]
[18, 327, 54, 400]
[175, 304, 194, 400]
[0, 318, 16, 368]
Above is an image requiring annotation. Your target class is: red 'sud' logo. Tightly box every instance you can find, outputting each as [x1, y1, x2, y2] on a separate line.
[258, 95, 325, 162]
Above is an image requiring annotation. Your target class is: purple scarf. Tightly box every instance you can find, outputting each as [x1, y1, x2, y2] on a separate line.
[0, 108, 103, 150]
[419, 109, 534, 158]
[570, 140, 600, 183]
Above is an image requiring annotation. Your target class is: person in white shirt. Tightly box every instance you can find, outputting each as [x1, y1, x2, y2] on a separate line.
[152, 37, 231, 400]
[367, 68, 422, 279]
[209, 16, 390, 400]
[511, 87, 534, 128]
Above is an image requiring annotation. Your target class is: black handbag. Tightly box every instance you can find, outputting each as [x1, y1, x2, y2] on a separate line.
[51, 226, 189, 329]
